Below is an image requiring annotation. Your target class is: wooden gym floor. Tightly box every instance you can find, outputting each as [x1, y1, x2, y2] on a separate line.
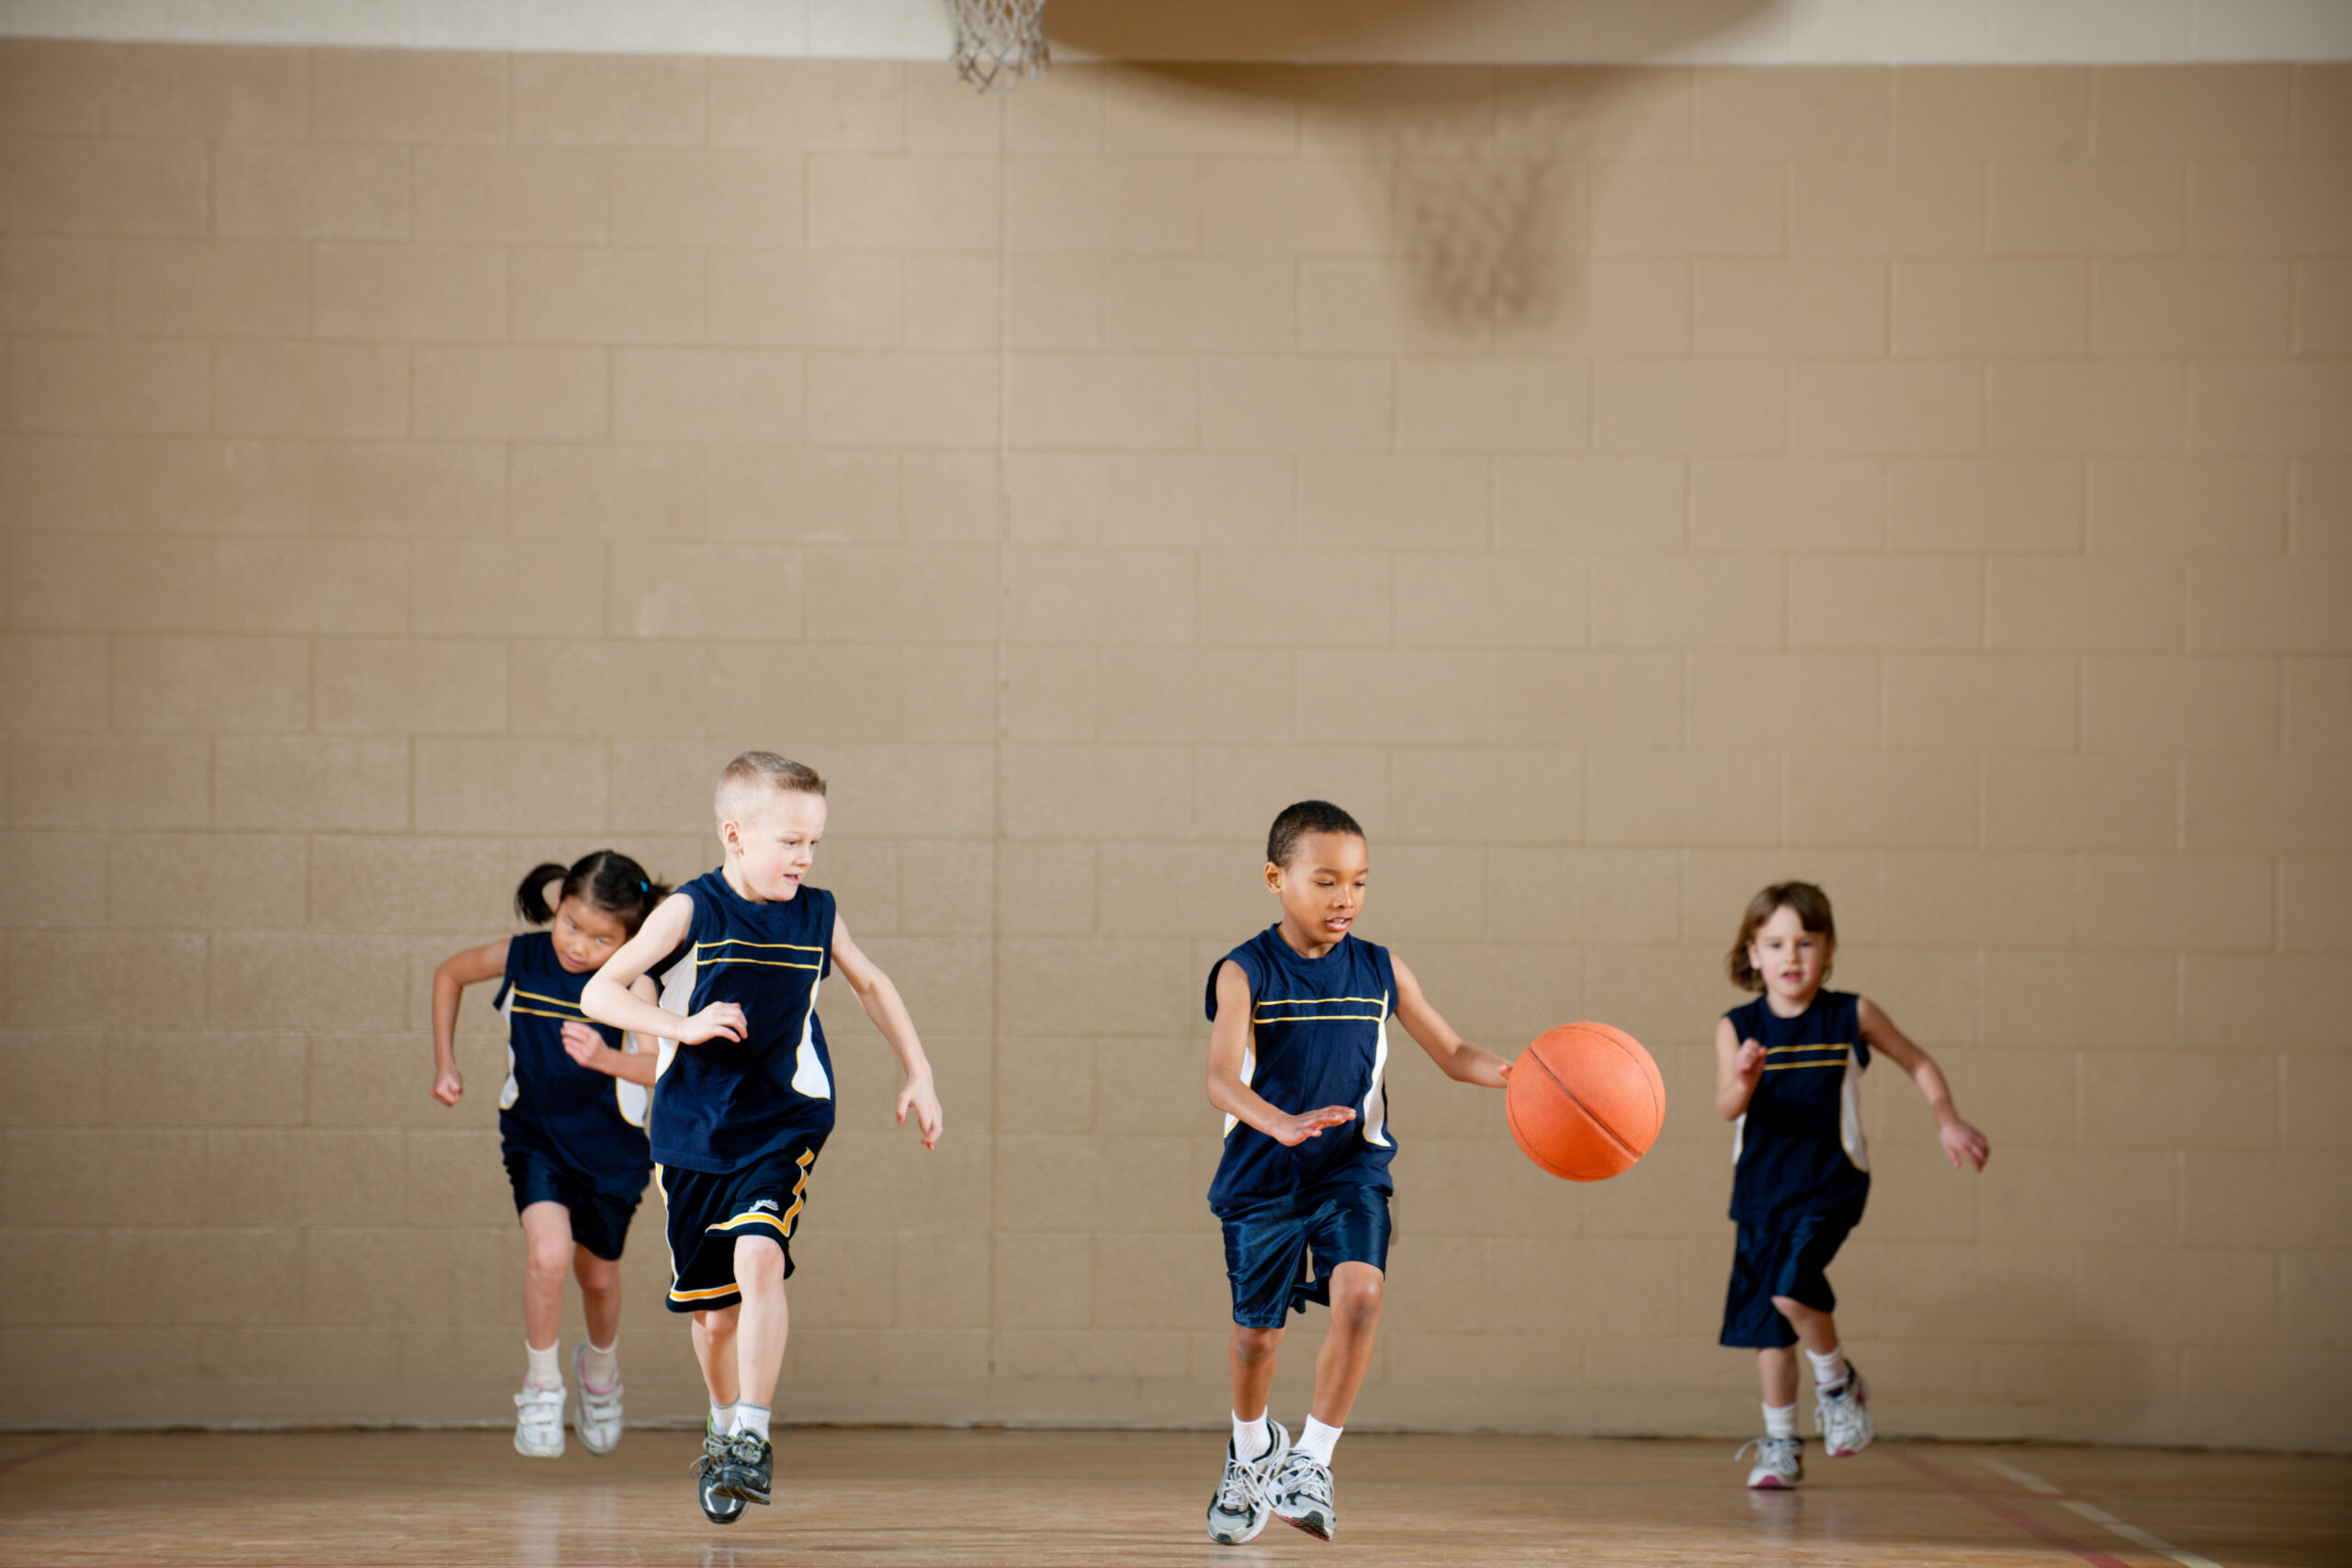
[2, 1428, 2346, 1566]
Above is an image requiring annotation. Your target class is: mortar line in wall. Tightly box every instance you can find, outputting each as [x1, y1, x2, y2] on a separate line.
[989, 99, 1012, 1383]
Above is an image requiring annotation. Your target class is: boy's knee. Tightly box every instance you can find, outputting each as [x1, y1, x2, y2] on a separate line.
[1231, 1325, 1282, 1362]
[575, 1254, 620, 1294]
[734, 1237, 786, 1291]
[525, 1238, 571, 1280]
[1331, 1272, 1384, 1332]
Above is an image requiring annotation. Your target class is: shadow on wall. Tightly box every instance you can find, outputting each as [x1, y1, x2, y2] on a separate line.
[1045, 0, 1780, 338]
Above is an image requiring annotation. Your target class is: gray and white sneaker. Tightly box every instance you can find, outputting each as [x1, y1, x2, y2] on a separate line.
[1205, 1417, 1289, 1545]
[1737, 1435, 1804, 1489]
[692, 1416, 745, 1525]
[514, 1382, 565, 1459]
[1816, 1365, 1873, 1457]
[1269, 1449, 1337, 1540]
[571, 1344, 624, 1455]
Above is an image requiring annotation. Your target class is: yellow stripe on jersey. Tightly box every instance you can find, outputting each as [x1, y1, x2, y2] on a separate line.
[667, 1280, 744, 1303]
[695, 939, 824, 953]
[511, 1004, 598, 1025]
[511, 986, 589, 1012]
[1255, 995, 1388, 1024]
[698, 954, 823, 972]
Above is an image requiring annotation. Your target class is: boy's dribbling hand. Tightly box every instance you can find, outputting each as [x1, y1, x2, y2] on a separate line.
[1272, 1106, 1356, 1146]
[676, 1002, 748, 1045]
[432, 1065, 463, 1106]
[1939, 1115, 1990, 1171]
[1735, 1038, 1767, 1079]
[896, 1076, 944, 1150]
[559, 1021, 606, 1068]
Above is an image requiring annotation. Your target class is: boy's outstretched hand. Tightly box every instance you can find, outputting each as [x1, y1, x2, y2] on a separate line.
[1271, 1106, 1356, 1146]
[898, 1075, 944, 1149]
[674, 1002, 748, 1045]
[1939, 1115, 1990, 1171]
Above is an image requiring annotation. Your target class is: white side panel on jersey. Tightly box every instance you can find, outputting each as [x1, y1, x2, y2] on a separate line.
[616, 1032, 650, 1127]
[1360, 993, 1392, 1148]
[496, 990, 520, 1111]
[1731, 1111, 1746, 1165]
[1840, 1051, 1871, 1173]
[789, 986, 832, 1100]
[1224, 1045, 1255, 1137]
[654, 950, 697, 1082]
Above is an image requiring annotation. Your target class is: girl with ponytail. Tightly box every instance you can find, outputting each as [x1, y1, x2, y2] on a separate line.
[428, 851, 672, 1461]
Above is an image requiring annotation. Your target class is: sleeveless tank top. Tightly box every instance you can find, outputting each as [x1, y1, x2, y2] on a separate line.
[494, 931, 652, 1196]
[1725, 988, 1871, 1224]
[648, 868, 837, 1173]
[1205, 925, 1399, 1216]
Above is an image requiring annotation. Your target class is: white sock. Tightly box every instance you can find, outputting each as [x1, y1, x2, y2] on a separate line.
[737, 1403, 772, 1441]
[1763, 1403, 1797, 1440]
[1807, 1346, 1849, 1390]
[710, 1401, 735, 1434]
[581, 1337, 618, 1393]
[524, 1339, 561, 1391]
[1232, 1411, 1272, 1462]
[1295, 1416, 1341, 1466]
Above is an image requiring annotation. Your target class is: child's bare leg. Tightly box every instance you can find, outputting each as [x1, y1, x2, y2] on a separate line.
[692, 1305, 741, 1408]
[1307, 1262, 1384, 1427]
[1757, 1346, 1799, 1407]
[574, 1247, 621, 1348]
[732, 1235, 790, 1411]
[518, 1202, 573, 1357]
[1770, 1296, 1839, 1358]
[1229, 1325, 1283, 1421]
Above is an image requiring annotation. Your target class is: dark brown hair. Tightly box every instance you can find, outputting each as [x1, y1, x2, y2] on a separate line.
[1267, 799, 1364, 868]
[1726, 881, 1837, 991]
[516, 850, 670, 935]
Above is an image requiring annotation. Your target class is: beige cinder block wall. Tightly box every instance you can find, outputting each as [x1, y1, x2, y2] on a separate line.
[1, 41, 2346, 1450]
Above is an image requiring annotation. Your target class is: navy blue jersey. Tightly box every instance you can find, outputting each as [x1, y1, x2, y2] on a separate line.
[1725, 988, 1871, 1224]
[649, 869, 837, 1174]
[1205, 926, 1399, 1217]
[494, 931, 652, 1198]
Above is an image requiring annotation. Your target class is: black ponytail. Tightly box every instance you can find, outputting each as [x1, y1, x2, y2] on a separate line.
[514, 863, 569, 925]
[514, 851, 672, 936]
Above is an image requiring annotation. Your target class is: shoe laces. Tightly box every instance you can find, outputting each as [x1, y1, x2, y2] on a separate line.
[1736, 1436, 1801, 1468]
[1276, 1452, 1333, 1507]
[1214, 1452, 1268, 1516]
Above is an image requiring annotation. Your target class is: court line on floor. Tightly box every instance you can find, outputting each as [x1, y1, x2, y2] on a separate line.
[1890, 1450, 2135, 1568]
[1974, 1456, 2226, 1568]
[0, 1437, 89, 1476]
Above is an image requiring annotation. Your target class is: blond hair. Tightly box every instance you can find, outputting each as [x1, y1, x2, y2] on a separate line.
[715, 750, 827, 820]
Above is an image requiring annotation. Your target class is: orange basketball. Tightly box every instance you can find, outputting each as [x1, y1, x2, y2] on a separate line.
[1505, 1022, 1665, 1181]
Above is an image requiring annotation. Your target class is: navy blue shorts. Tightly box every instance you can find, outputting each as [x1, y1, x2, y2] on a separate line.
[1720, 1208, 1860, 1348]
[503, 1145, 642, 1264]
[656, 1136, 825, 1314]
[1219, 1181, 1392, 1329]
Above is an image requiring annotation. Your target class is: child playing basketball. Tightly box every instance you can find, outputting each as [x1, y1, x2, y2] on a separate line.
[429, 851, 669, 1459]
[1202, 800, 1511, 1545]
[1713, 881, 1989, 1489]
[582, 751, 943, 1527]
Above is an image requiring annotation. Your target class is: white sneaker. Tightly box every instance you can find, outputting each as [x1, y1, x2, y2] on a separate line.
[1268, 1450, 1337, 1540]
[1204, 1417, 1289, 1545]
[1738, 1435, 1803, 1489]
[1816, 1365, 1874, 1457]
[571, 1343, 624, 1455]
[514, 1382, 566, 1458]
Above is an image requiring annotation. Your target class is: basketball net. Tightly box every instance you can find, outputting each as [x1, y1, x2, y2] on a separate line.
[947, 0, 1049, 91]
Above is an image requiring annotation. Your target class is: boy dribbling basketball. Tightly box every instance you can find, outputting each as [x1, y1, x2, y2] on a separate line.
[1713, 881, 1989, 1489]
[1202, 801, 1512, 1545]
